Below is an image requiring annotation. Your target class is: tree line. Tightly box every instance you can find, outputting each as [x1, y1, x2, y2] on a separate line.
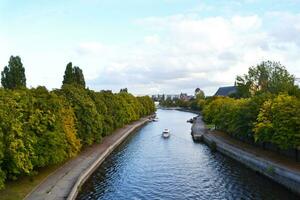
[0, 56, 155, 189]
[202, 61, 300, 150]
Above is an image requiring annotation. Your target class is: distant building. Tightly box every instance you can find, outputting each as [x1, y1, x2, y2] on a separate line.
[180, 93, 193, 101]
[152, 93, 195, 101]
[166, 94, 180, 100]
[152, 94, 179, 101]
[214, 86, 237, 96]
[152, 94, 165, 101]
[180, 93, 187, 100]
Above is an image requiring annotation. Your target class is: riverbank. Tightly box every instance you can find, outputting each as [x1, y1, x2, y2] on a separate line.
[192, 116, 300, 196]
[24, 116, 151, 200]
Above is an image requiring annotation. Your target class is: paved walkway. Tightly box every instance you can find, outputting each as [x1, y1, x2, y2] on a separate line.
[25, 117, 149, 200]
[207, 131, 300, 173]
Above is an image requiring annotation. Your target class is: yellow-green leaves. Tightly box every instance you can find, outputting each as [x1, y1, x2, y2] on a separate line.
[203, 93, 300, 150]
[0, 85, 155, 190]
[254, 94, 300, 149]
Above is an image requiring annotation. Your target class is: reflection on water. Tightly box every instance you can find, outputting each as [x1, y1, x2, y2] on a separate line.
[77, 109, 298, 200]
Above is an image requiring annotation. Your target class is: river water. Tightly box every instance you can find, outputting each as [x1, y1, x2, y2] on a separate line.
[77, 109, 298, 200]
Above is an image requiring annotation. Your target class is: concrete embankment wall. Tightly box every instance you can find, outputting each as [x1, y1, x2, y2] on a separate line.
[202, 133, 300, 195]
[67, 117, 151, 200]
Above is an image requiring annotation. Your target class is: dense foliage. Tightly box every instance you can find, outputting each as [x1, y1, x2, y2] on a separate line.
[203, 61, 300, 151]
[236, 61, 298, 98]
[0, 87, 80, 187]
[0, 57, 155, 189]
[254, 94, 300, 149]
[203, 94, 300, 150]
[0, 87, 154, 189]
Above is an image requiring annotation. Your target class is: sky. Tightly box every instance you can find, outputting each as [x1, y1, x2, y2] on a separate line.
[0, 0, 300, 95]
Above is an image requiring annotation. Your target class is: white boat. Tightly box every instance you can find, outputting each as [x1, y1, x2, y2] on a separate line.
[162, 129, 170, 138]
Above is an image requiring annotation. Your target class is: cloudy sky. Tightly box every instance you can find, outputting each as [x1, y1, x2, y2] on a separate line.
[0, 0, 300, 95]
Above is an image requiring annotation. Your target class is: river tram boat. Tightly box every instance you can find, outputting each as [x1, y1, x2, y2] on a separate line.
[162, 129, 170, 138]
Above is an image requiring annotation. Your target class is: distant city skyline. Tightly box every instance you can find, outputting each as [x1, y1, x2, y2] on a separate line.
[1, 0, 300, 95]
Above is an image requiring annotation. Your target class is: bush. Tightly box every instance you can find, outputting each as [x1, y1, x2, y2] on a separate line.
[254, 94, 300, 149]
[202, 93, 300, 150]
[0, 87, 82, 187]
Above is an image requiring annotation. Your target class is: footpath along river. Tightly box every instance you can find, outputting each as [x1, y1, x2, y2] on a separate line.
[77, 109, 298, 200]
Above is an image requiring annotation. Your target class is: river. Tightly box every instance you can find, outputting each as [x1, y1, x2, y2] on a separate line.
[77, 109, 298, 200]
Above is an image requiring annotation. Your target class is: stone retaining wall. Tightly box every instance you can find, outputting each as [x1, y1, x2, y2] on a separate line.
[203, 134, 300, 195]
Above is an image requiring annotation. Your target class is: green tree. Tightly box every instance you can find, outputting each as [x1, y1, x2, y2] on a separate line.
[1, 56, 26, 89]
[56, 85, 103, 145]
[0, 90, 7, 188]
[62, 62, 74, 85]
[254, 94, 300, 149]
[120, 88, 128, 93]
[0, 87, 81, 179]
[203, 93, 273, 137]
[195, 89, 205, 100]
[27, 87, 80, 167]
[87, 90, 112, 136]
[0, 89, 34, 180]
[0, 71, 154, 189]
[62, 63, 85, 88]
[189, 90, 206, 111]
[73, 66, 86, 88]
[236, 61, 296, 97]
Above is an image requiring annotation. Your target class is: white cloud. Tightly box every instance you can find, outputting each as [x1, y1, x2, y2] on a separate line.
[1, 11, 300, 96]
[144, 35, 160, 45]
[231, 15, 262, 31]
[70, 12, 300, 95]
[76, 42, 113, 55]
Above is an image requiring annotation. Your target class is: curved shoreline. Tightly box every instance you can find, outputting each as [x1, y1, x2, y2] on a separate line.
[25, 116, 151, 200]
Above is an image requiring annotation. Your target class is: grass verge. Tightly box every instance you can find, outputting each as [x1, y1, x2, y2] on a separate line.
[0, 164, 62, 200]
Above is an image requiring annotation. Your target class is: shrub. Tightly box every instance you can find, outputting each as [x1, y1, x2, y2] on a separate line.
[254, 94, 300, 149]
